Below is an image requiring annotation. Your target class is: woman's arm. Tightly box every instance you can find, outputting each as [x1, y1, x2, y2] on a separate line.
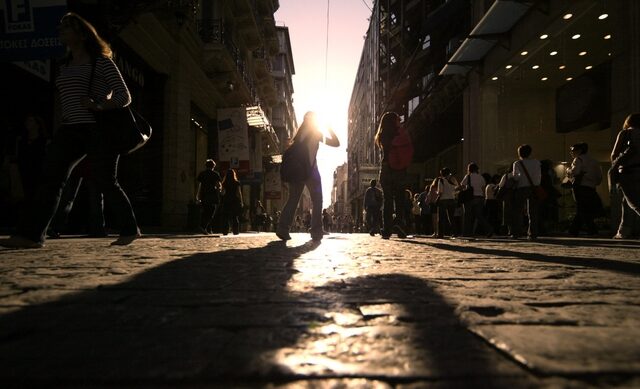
[98, 57, 131, 109]
[195, 183, 202, 203]
[566, 157, 582, 178]
[610, 130, 626, 161]
[323, 127, 340, 147]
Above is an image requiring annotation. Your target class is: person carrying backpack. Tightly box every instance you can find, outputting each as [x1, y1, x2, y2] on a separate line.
[363, 179, 383, 236]
[276, 112, 340, 241]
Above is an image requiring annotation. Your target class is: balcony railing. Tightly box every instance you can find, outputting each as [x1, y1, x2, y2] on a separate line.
[197, 18, 258, 103]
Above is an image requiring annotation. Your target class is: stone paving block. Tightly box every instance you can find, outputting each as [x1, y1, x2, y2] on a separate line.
[469, 325, 640, 375]
[0, 233, 639, 387]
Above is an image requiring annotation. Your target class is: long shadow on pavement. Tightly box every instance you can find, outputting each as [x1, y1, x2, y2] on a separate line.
[0, 239, 525, 387]
[402, 239, 640, 276]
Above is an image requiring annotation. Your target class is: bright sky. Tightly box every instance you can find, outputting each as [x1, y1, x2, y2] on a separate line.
[275, 0, 372, 209]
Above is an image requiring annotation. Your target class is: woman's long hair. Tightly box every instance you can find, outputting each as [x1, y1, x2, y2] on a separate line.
[292, 111, 321, 144]
[374, 112, 399, 149]
[223, 169, 239, 188]
[623, 113, 640, 130]
[60, 12, 112, 60]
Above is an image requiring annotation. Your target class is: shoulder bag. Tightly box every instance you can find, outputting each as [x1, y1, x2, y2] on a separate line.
[519, 161, 547, 201]
[89, 59, 152, 154]
[457, 175, 474, 205]
[280, 141, 313, 183]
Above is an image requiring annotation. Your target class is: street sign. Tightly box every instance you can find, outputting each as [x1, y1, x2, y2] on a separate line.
[0, 0, 67, 61]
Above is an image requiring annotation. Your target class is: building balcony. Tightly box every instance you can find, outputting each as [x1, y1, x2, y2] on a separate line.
[198, 18, 259, 104]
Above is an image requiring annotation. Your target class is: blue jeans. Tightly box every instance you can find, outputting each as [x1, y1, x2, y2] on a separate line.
[18, 124, 139, 243]
[278, 164, 323, 238]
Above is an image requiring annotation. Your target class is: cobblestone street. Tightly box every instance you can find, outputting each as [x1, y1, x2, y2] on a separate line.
[0, 233, 639, 388]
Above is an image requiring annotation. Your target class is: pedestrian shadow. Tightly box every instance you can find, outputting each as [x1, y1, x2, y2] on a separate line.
[401, 239, 640, 276]
[0, 239, 520, 387]
[531, 237, 640, 250]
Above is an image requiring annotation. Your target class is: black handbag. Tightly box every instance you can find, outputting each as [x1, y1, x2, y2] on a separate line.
[456, 176, 474, 205]
[89, 59, 152, 154]
[280, 141, 312, 183]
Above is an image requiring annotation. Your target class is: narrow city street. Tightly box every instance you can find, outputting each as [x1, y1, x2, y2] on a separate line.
[0, 233, 638, 387]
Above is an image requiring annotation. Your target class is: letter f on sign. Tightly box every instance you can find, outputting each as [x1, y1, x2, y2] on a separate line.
[9, 0, 28, 22]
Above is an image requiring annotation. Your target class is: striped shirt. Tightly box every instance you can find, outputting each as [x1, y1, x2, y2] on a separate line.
[56, 57, 131, 125]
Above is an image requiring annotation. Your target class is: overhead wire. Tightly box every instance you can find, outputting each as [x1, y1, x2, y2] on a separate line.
[325, 0, 331, 88]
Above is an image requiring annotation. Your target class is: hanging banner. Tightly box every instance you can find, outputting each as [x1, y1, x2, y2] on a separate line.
[264, 169, 281, 199]
[0, 0, 67, 61]
[217, 107, 250, 174]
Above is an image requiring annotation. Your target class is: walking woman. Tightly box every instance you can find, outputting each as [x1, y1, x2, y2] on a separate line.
[221, 169, 243, 235]
[611, 113, 640, 218]
[434, 167, 458, 238]
[459, 162, 493, 237]
[2, 12, 139, 248]
[276, 112, 340, 241]
[375, 112, 411, 239]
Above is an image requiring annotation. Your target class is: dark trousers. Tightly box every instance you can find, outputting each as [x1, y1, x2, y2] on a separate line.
[436, 199, 457, 236]
[200, 203, 218, 231]
[50, 174, 105, 236]
[380, 164, 407, 236]
[18, 124, 138, 243]
[463, 197, 493, 236]
[365, 206, 381, 234]
[223, 213, 240, 235]
[570, 186, 601, 234]
[512, 187, 538, 237]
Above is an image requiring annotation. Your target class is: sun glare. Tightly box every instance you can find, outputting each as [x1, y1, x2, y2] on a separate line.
[315, 92, 345, 140]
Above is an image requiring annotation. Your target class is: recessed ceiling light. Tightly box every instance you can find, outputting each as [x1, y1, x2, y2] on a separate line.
[572, 34, 581, 40]
[604, 34, 611, 40]
[521, 51, 529, 56]
[550, 51, 558, 56]
[505, 65, 513, 69]
[563, 13, 573, 20]
[541, 77, 548, 81]
[559, 65, 566, 70]
[579, 51, 587, 56]
[491, 76, 498, 81]
[599, 14, 608, 20]
[566, 77, 573, 81]
[532, 65, 540, 69]
[540, 34, 549, 40]
[585, 65, 593, 70]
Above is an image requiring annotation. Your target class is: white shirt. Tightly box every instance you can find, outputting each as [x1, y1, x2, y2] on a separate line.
[436, 175, 458, 200]
[512, 158, 541, 188]
[461, 173, 486, 197]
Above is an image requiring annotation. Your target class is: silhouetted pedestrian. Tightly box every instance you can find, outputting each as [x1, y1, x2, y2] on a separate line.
[2, 12, 140, 248]
[196, 159, 221, 234]
[276, 112, 340, 241]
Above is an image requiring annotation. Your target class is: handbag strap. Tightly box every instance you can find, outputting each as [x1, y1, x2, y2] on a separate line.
[518, 160, 535, 186]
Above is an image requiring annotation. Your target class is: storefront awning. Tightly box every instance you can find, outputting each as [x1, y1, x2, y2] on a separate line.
[246, 105, 280, 157]
[440, 0, 533, 76]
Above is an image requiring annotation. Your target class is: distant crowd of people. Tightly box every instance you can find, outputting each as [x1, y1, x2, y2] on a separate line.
[361, 112, 640, 241]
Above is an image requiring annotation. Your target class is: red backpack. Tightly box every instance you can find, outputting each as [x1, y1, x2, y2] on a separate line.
[388, 127, 414, 170]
